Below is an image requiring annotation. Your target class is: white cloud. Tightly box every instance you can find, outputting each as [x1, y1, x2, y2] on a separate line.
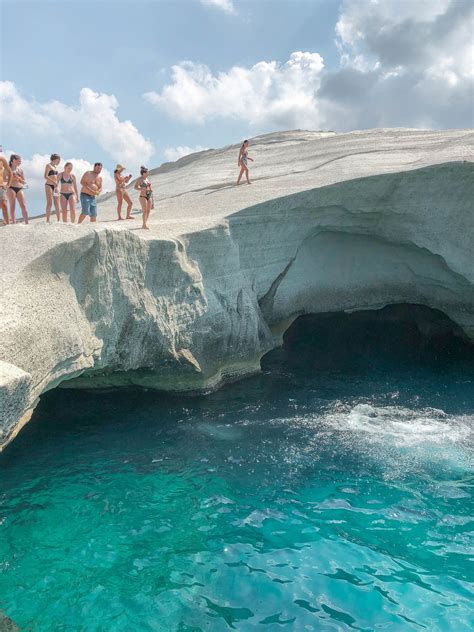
[320, 0, 474, 130]
[145, 0, 473, 132]
[201, 0, 236, 14]
[0, 82, 56, 135]
[163, 145, 209, 161]
[144, 52, 325, 129]
[0, 82, 154, 171]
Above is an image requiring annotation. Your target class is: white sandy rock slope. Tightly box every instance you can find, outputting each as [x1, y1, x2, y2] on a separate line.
[1, 129, 473, 449]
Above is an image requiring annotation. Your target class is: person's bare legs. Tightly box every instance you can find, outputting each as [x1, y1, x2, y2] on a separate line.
[124, 191, 134, 219]
[245, 166, 251, 184]
[140, 197, 150, 229]
[116, 190, 124, 220]
[70, 196, 76, 224]
[53, 194, 61, 222]
[1, 199, 9, 224]
[7, 189, 16, 224]
[60, 194, 68, 222]
[236, 165, 245, 185]
[45, 185, 53, 222]
[145, 199, 152, 228]
[78, 213, 86, 224]
[17, 190, 29, 224]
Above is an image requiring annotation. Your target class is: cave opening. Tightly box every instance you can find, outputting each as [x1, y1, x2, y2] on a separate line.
[262, 304, 474, 373]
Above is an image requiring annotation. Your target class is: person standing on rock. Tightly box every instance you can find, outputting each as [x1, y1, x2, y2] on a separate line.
[44, 153, 61, 223]
[78, 162, 103, 224]
[8, 155, 29, 224]
[134, 166, 153, 230]
[0, 149, 13, 225]
[58, 162, 79, 224]
[114, 164, 134, 221]
[236, 140, 253, 185]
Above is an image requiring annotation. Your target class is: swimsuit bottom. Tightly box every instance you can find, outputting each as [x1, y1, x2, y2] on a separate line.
[61, 192, 74, 201]
[45, 183, 55, 191]
[140, 191, 152, 200]
[9, 186, 22, 194]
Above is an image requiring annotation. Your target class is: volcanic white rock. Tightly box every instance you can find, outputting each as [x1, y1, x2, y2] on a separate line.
[1, 129, 473, 449]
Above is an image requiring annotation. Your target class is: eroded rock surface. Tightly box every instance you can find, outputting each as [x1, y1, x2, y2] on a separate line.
[1, 129, 473, 448]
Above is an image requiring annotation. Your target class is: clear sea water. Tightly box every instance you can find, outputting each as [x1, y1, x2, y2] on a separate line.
[0, 317, 473, 631]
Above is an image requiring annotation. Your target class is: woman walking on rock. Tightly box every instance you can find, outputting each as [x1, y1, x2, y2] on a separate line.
[8, 155, 29, 224]
[134, 166, 153, 230]
[114, 164, 134, 220]
[58, 162, 79, 223]
[236, 140, 253, 185]
[44, 153, 61, 222]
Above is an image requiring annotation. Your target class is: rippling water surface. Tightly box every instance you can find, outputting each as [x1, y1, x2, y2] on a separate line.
[0, 352, 473, 630]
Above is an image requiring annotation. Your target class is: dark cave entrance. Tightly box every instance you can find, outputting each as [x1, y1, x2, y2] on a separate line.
[263, 304, 474, 372]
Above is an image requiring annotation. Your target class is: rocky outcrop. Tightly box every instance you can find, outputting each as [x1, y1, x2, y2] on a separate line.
[1, 129, 473, 449]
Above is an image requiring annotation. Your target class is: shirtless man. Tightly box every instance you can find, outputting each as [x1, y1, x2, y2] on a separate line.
[78, 162, 103, 224]
[0, 148, 13, 225]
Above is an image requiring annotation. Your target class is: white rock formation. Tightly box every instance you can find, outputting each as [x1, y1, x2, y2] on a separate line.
[1, 129, 473, 449]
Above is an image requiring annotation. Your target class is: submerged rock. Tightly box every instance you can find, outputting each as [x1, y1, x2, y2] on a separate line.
[0, 612, 20, 631]
[0, 129, 473, 449]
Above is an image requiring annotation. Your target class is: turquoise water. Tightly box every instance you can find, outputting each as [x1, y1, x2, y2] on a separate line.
[0, 350, 473, 630]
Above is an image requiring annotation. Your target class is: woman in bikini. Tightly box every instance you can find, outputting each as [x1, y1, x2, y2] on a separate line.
[114, 164, 134, 220]
[58, 162, 79, 224]
[44, 153, 61, 222]
[236, 140, 253, 185]
[134, 166, 153, 230]
[8, 155, 29, 224]
[0, 152, 13, 225]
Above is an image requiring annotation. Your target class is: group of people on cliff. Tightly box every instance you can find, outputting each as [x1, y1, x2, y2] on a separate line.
[0, 140, 253, 229]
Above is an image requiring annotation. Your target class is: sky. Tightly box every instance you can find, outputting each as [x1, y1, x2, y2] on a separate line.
[0, 0, 473, 211]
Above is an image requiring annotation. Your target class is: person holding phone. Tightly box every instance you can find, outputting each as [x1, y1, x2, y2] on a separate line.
[134, 166, 153, 230]
[78, 162, 103, 224]
[114, 164, 134, 220]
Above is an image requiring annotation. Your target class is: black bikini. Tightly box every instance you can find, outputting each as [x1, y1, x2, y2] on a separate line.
[46, 167, 57, 190]
[60, 174, 74, 201]
[10, 168, 24, 194]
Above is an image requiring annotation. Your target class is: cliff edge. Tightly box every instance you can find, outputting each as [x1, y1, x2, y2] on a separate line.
[1, 129, 473, 449]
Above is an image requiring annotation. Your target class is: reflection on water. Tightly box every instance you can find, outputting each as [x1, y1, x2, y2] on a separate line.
[0, 310, 473, 631]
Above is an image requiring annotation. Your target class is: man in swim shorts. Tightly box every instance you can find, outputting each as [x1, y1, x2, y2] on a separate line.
[0, 147, 13, 225]
[78, 162, 103, 224]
